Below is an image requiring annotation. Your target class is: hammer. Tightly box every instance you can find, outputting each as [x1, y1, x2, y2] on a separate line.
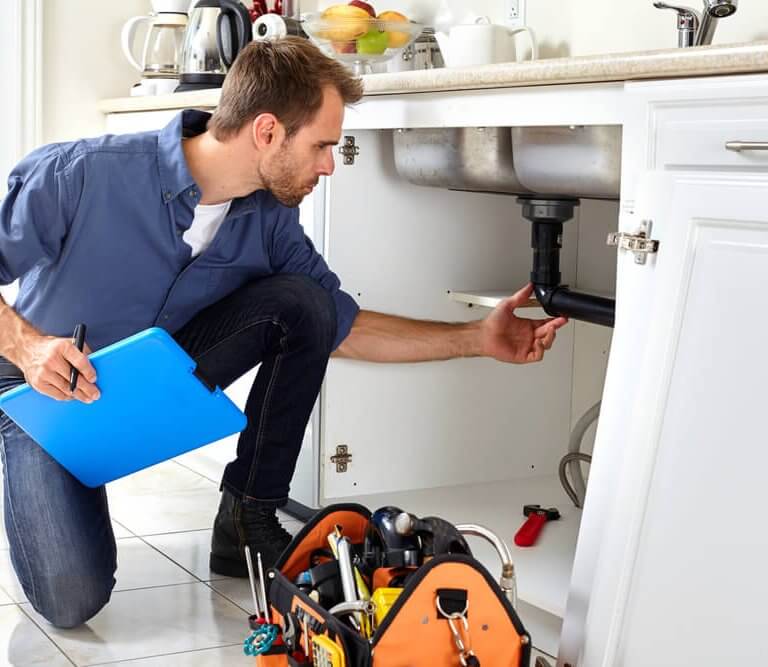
[514, 505, 560, 547]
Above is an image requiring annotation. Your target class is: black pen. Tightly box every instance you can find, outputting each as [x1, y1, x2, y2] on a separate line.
[69, 323, 87, 392]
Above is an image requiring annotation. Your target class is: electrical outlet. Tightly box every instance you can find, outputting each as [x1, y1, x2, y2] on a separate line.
[507, 0, 527, 27]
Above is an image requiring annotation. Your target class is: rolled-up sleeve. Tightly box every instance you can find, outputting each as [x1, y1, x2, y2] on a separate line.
[0, 146, 73, 286]
[269, 207, 359, 350]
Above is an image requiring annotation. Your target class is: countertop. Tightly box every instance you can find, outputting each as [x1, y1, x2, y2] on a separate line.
[99, 40, 768, 114]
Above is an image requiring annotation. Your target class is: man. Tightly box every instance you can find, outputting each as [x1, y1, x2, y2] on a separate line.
[0, 38, 566, 628]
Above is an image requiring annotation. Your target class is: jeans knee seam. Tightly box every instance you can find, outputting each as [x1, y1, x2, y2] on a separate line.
[194, 317, 289, 363]
[2, 441, 40, 608]
[243, 351, 283, 496]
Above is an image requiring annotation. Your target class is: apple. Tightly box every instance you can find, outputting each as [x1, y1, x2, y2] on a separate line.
[377, 10, 410, 48]
[332, 40, 357, 54]
[356, 29, 388, 55]
[349, 0, 376, 17]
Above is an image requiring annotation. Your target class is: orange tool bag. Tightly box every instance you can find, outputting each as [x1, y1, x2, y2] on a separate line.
[255, 503, 531, 667]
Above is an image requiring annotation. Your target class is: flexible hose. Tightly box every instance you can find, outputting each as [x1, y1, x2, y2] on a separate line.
[560, 400, 601, 508]
[559, 452, 593, 508]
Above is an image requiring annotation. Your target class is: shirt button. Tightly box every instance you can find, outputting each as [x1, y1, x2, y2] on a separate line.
[164, 191, 172, 201]
[189, 190, 197, 198]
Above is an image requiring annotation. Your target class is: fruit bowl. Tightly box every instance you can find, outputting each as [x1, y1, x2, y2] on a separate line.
[302, 10, 424, 74]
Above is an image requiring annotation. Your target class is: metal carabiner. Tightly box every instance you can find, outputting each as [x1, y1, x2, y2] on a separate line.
[437, 597, 478, 667]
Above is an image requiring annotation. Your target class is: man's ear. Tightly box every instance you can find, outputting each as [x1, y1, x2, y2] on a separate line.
[251, 113, 281, 149]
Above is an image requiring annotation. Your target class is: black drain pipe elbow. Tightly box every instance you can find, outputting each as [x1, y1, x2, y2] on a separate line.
[534, 284, 616, 328]
[520, 197, 616, 329]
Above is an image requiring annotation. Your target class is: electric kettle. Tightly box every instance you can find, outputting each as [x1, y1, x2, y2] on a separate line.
[177, 0, 252, 91]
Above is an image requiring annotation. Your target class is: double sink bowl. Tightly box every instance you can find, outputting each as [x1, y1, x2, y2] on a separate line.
[393, 125, 622, 200]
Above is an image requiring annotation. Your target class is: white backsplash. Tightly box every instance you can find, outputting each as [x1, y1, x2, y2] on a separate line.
[307, 0, 507, 25]
[300, 0, 768, 58]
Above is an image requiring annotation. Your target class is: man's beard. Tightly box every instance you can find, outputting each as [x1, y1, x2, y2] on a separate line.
[260, 150, 314, 208]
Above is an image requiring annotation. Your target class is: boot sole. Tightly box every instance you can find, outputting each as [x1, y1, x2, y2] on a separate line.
[209, 553, 248, 578]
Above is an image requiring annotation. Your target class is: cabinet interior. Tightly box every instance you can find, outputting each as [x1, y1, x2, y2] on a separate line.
[317, 128, 620, 654]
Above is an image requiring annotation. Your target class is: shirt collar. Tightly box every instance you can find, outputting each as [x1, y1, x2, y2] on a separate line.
[157, 109, 208, 204]
[156, 109, 280, 216]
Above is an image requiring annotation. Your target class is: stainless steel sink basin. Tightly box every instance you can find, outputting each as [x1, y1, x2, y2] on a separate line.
[512, 125, 622, 200]
[392, 127, 528, 195]
[392, 125, 622, 200]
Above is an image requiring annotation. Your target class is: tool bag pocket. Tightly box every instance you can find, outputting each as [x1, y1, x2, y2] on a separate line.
[267, 570, 371, 667]
[259, 503, 373, 667]
[274, 503, 371, 584]
[370, 554, 530, 667]
[254, 646, 289, 666]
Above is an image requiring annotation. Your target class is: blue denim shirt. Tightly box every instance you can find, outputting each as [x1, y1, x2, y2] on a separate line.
[0, 110, 358, 352]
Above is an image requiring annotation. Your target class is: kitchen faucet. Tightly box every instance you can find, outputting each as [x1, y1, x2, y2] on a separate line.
[654, 0, 738, 47]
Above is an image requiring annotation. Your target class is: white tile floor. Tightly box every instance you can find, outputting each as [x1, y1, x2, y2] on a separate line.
[0, 448, 303, 666]
[1, 446, 548, 666]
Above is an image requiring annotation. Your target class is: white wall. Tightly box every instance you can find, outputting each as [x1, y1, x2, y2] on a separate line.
[0, 3, 21, 184]
[309, 0, 768, 58]
[42, 0, 149, 144]
[38, 0, 768, 146]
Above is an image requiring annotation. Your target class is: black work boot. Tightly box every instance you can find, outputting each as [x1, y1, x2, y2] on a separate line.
[210, 488, 293, 577]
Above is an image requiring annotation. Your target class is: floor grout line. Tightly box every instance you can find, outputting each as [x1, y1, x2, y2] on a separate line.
[133, 533, 212, 585]
[170, 459, 222, 486]
[82, 642, 243, 666]
[17, 604, 79, 667]
[111, 519, 137, 538]
[201, 580, 252, 616]
[16, 582, 249, 666]
[113, 527, 215, 539]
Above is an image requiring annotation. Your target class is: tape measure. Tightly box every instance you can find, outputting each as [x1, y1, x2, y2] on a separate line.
[312, 635, 346, 667]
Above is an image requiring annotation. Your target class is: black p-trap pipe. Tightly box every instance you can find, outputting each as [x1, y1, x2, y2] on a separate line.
[518, 197, 616, 329]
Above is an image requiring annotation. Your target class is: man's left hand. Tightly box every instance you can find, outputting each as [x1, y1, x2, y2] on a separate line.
[480, 283, 568, 364]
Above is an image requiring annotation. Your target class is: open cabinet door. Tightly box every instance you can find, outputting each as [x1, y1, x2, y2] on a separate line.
[568, 171, 768, 666]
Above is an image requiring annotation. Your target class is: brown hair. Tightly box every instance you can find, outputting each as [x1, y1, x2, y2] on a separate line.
[208, 37, 364, 140]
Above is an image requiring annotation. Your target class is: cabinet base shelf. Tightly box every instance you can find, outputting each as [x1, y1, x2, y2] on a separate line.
[449, 289, 540, 309]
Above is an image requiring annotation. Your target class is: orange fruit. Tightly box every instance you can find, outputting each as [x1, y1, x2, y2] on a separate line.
[377, 10, 410, 48]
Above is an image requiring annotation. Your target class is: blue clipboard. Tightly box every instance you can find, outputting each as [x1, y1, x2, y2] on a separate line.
[0, 327, 247, 487]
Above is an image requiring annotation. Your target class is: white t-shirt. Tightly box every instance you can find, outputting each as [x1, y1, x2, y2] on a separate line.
[183, 200, 232, 257]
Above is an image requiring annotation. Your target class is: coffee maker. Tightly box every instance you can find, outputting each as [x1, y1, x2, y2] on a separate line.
[176, 0, 253, 91]
[121, 0, 189, 95]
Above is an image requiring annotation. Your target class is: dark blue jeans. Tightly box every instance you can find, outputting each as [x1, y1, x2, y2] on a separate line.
[0, 274, 336, 627]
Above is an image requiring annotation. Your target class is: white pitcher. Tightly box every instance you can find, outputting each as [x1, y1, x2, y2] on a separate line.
[435, 16, 538, 68]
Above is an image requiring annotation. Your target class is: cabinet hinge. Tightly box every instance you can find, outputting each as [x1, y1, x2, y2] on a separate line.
[338, 136, 359, 165]
[330, 445, 352, 473]
[607, 220, 660, 265]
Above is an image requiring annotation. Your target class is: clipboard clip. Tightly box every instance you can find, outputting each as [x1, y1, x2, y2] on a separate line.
[192, 366, 217, 393]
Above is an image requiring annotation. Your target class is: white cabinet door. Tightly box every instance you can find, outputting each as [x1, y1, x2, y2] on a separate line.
[577, 172, 768, 666]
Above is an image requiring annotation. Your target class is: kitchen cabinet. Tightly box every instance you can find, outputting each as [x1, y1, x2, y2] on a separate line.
[101, 69, 768, 665]
[561, 74, 768, 667]
[579, 162, 768, 667]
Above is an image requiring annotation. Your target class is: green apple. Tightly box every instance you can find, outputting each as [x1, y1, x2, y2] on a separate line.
[356, 29, 388, 55]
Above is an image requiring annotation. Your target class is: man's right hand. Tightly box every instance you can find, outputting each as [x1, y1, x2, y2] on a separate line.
[18, 334, 100, 403]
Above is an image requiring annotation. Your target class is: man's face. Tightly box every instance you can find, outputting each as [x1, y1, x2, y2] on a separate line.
[259, 87, 344, 207]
